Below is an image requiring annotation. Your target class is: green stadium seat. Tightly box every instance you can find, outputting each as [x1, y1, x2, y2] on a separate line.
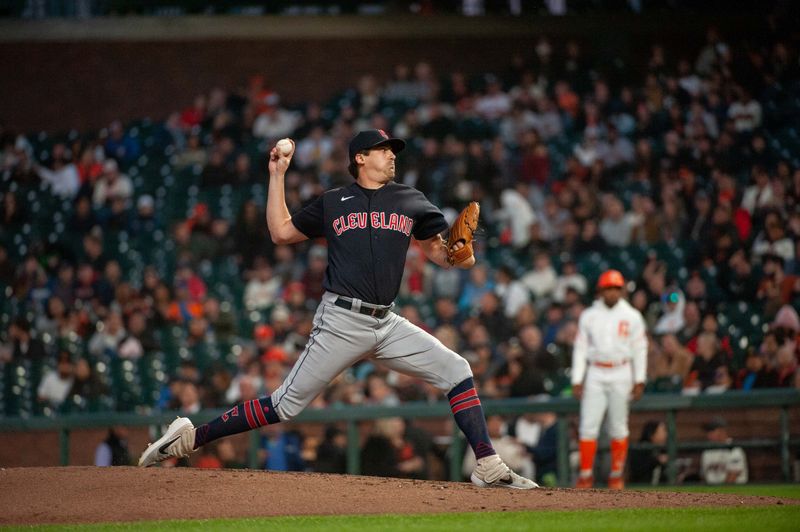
[138, 353, 167, 406]
[646, 375, 684, 394]
[575, 252, 605, 286]
[109, 358, 143, 412]
[543, 369, 571, 396]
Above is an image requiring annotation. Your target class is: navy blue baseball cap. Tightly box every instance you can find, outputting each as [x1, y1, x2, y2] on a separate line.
[348, 129, 405, 162]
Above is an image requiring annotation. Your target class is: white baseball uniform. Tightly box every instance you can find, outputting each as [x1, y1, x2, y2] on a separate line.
[572, 298, 647, 440]
[700, 446, 748, 484]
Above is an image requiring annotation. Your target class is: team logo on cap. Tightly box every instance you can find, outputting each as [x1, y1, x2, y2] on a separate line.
[378, 129, 389, 139]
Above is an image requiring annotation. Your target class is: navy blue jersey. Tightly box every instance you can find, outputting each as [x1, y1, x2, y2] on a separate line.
[291, 181, 449, 305]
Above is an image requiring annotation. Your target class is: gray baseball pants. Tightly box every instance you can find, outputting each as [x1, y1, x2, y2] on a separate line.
[270, 291, 473, 421]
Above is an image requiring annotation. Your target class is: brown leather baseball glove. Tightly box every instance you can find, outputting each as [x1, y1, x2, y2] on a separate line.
[447, 201, 480, 266]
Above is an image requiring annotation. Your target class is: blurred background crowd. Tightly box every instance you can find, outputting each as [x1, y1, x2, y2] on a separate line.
[3, 0, 756, 18]
[1, 6, 799, 480]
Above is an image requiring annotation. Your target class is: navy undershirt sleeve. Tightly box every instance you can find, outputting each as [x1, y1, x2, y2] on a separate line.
[412, 195, 449, 241]
[290, 195, 325, 238]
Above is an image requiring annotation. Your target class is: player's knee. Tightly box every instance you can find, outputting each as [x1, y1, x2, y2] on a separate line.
[455, 355, 473, 382]
[579, 425, 601, 440]
[609, 427, 629, 440]
[273, 404, 295, 422]
[607, 416, 629, 440]
[579, 430, 600, 441]
[269, 392, 298, 422]
[434, 357, 473, 394]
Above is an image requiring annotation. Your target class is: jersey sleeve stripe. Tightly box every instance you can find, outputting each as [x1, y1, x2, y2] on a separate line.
[253, 399, 269, 426]
[243, 400, 257, 429]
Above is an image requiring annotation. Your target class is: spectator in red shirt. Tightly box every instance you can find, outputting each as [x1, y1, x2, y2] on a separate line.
[180, 94, 207, 130]
[76, 146, 103, 186]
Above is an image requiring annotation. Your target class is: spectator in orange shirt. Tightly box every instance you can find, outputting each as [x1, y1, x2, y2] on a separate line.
[554, 81, 579, 118]
[195, 444, 223, 469]
[166, 281, 204, 323]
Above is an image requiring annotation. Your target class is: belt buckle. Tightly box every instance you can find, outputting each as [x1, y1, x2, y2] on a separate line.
[370, 307, 380, 317]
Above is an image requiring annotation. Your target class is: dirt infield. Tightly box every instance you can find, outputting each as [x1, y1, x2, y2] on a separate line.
[0, 467, 796, 525]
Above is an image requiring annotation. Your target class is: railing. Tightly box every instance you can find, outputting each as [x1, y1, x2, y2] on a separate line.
[1, 389, 798, 485]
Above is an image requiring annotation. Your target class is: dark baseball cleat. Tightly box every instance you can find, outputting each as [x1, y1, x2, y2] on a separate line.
[470, 455, 539, 489]
[138, 417, 196, 467]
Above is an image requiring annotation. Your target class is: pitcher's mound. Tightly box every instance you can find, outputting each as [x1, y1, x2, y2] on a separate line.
[0, 467, 794, 525]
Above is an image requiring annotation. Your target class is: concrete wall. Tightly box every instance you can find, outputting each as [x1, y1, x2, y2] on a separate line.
[0, 37, 540, 132]
[0, 13, 762, 132]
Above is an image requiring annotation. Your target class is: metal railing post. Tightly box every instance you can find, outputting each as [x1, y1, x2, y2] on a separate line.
[346, 420, 360, 475]
[59, 427, 70, 466]
[666, 409, 677, 485]
[0, 390, 795, 476]
[780, 406, 790, 482]
[449, 421, 464, 482]
[247, 429, 260, 469]
[557, 414, 569, 487]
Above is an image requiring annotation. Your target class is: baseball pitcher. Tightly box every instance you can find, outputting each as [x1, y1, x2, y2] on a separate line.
[572, 269, 647, 489]
[139, 130, 537, 489]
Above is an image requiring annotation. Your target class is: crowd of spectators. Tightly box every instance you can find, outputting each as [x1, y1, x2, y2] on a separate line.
[2, 17, 800, 480]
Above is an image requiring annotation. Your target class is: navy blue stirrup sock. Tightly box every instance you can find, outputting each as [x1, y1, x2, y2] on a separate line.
[193, 396, 280, 449]
[447, 377, 497, 460]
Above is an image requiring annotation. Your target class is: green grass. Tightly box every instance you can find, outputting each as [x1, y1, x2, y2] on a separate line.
[645, 484, 800, 499]
[5, 485, 799, 531]
[4, 506, 800, 532]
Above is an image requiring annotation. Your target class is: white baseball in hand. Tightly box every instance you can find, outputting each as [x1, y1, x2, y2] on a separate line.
[276, 138, 293, 157]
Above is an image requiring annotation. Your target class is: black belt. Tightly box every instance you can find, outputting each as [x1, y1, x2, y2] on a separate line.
[334, 297, 392, 319]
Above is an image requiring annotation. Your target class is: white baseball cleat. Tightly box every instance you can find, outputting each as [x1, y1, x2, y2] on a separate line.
[470, 454, 539, 489]
[138, 417, 197, 467]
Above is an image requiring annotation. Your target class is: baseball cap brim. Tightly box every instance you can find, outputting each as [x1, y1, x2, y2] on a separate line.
[703, 417, 727, 431]
[373, 138, 405, 154]
[349, 130, 406, 161]
[353, 138, 405, 160]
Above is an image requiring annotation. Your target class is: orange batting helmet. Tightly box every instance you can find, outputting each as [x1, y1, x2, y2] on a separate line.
[597, 269, 625, 289]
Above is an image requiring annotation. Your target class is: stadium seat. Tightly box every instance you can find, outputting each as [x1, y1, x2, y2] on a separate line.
[109, 358, 143, 412]
[139, 353, 168, 407]
[646, 375, 684, 394]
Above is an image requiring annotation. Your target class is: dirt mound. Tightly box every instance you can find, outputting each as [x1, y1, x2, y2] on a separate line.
[0, 467, 794, 525]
